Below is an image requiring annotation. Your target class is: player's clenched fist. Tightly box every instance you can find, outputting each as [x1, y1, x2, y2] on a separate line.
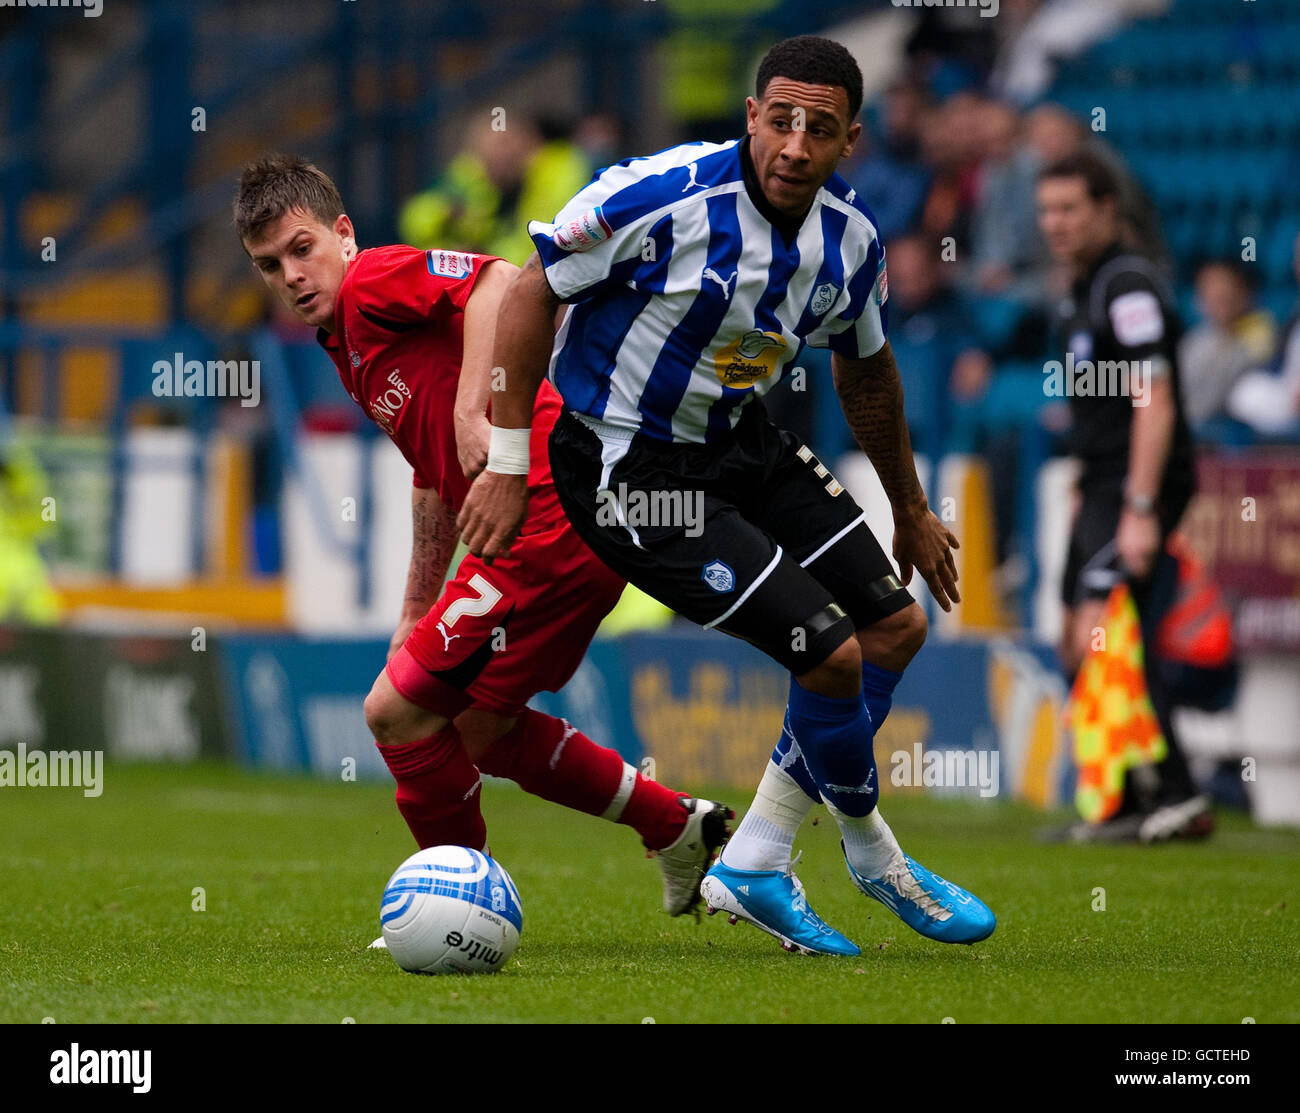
[458, 470, 529, 563]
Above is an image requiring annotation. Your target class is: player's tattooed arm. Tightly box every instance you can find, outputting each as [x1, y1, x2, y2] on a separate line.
[833, 342, 961, 611]
[457, 259, 521, 480]
[391, 485, 459, 659]
[832, 342, 927, 511]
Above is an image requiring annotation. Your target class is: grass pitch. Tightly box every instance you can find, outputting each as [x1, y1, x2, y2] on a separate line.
[0, 760, 1295, 1024]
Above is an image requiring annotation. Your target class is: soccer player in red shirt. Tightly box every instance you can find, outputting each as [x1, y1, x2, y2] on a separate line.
[234, 155, 729, 916]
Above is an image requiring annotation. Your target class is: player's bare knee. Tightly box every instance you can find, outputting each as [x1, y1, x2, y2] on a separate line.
[888, 603, 928, 661]
[800, 635, 862, 696]
[859, 603, 927, 670]
[364, 680, 437, 746]
[363, 685, 400, 744]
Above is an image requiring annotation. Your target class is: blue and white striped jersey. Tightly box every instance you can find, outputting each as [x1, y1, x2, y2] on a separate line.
[529, 138, 889, 445]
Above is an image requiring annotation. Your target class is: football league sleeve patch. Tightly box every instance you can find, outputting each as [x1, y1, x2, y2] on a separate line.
[1108, 289, 1165, 347]
[822, 240, 888, 359]
[529, 169, 663, 303]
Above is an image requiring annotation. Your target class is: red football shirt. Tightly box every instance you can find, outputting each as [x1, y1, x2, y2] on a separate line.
[317, 244, 566, 529]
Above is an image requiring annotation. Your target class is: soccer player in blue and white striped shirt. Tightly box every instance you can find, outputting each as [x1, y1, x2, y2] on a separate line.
[461, 36, 995, 954]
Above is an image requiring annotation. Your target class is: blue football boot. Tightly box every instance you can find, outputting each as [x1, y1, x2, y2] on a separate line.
[700, 855, 860, 956]
[845, 847, 996, 944]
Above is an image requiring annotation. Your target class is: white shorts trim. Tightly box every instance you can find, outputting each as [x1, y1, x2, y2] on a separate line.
[703, 545, 784, 631]
[799, 512, 867, 568]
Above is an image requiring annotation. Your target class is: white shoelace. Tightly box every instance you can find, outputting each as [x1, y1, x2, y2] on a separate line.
[883, 861, 953, 922]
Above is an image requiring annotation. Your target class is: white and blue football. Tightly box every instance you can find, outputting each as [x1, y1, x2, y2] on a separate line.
[379, 846, 523, 974]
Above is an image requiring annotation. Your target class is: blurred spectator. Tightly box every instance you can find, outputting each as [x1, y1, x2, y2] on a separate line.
[572, 112, 623, 173]
[1179, 259, 1276, 429]
[399, 115, 590, 265]
[887, 232, 986, 458]
[843, 81, 933, 242]
[903, 3, 999, 90]
[0, 433, 61, 624]
[1026, 102, 1166, 263]
[1227, 232, 1300, 438]
[662, 0, 778, 143]
[989, 0, 1151, 106]
[915, 90, 987, 245]
[968, 98, 1045, 298]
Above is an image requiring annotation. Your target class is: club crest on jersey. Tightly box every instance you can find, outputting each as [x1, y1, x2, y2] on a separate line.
[427, 250, 473, 279]
[713, 329, 788, 389]
[349, 348, 362, 368]
[552, 206, 613, 253]
[701, 559, 735, 594]
[810, 282, 839, 317]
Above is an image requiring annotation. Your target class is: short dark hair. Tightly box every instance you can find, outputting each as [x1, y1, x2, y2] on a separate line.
[1038, 150, 1120, 203]
[756, 35, 863, 122]
[1196, 255, 1260, 292]
[234, 154, 344, 244]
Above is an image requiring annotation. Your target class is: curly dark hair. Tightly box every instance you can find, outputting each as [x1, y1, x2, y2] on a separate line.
[233, 154, 344, 244]
[755, 35, 864, 122]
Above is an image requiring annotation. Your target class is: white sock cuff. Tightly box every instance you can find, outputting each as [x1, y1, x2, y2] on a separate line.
[600, 761, 638, 822]
[824, 801, 885, 831]
[755, 761, 818, 830]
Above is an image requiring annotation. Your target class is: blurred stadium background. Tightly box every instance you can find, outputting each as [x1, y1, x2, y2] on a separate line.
[1, 0, 1298, 826]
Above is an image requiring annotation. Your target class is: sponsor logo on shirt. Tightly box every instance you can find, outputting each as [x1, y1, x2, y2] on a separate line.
[713, 329, 788, 388]
[552, 206, 613, 253]
[427, 250, 473, 279]
[368, 369, 411, 435]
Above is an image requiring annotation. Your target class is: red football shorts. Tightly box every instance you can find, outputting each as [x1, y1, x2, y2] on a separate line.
[385, 518, 626, 717]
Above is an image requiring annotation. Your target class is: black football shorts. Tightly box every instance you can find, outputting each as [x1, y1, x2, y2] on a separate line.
[1061, 473, 1194, 607]
[547, 401, 914, 674]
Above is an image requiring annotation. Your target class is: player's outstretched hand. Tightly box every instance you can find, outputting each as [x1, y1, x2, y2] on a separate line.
[458, 470, 528, 564]
[892, 504, 961, 612]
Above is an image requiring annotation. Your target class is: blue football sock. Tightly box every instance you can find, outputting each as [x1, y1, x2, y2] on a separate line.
[770, 706, 821, 802]
[774, 662, 905, 803]
[786, 675, 879, 818]
[861, 660, 904, 732]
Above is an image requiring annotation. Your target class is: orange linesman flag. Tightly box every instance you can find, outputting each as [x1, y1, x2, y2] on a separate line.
[1066, 582, 1168, 822]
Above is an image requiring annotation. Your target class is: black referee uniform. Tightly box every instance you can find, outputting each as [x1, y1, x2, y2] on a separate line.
[1055, 240, 1200, 814]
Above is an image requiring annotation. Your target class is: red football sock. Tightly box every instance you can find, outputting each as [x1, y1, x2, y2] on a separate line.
[476, 709, 688, 850]
[377, 725, 487, 851]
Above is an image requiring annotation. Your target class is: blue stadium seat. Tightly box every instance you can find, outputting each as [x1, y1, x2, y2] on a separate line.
[1264, 220, 1300, 287]
[964, 293, 1027, 353]
[117, 326, 217, 427]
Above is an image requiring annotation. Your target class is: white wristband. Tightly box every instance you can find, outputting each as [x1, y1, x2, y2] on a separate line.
[486, 427, 531, 475]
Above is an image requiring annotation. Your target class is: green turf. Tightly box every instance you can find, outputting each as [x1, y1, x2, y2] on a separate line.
[0, 760, 1295, 1023]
